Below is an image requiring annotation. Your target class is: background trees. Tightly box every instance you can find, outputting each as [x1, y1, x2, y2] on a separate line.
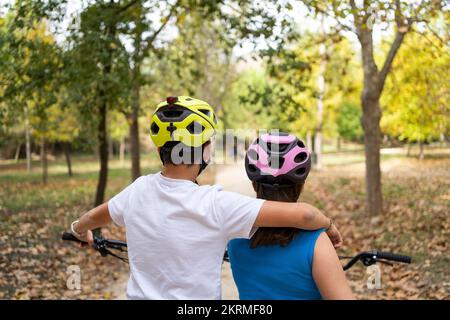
[301, 0, 446, 215]
[0, 0, 448, 215]
[381, 31, 449, 159]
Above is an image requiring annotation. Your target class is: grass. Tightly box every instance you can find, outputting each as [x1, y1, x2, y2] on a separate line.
[0, 153, 161, 214]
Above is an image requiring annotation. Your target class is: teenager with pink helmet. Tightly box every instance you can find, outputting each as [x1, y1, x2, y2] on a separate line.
[228, 132, 354, 300]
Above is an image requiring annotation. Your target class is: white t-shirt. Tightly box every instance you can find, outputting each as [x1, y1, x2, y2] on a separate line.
[108, 172, 264, 300]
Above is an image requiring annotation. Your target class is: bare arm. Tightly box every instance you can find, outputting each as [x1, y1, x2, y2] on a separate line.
[312, 233, 355, 300]
[71, 202, 112, 244]
[254, 201, 343, 247]
[254, 201, 330, 230]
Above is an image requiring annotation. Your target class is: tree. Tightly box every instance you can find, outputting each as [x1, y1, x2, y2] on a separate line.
[1, 2, 63, 183]
[65, 1, 131, 205]
[109, 110, 129, 167]
[381, 31, 449, 159]
[302, 0, 444, 215]
[117, 0, 288, 180]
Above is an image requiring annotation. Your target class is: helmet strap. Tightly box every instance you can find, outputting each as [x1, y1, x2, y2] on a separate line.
[257, 182, 297, 190]
[198, 159, 209, 175]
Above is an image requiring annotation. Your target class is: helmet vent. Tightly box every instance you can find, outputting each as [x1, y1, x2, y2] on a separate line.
[151, 122, 160, 135]
[296, 167, 306, 175]
[268, 157, 285, 169]
[187, 121, 205, 134]
[295, 152, 308, 163]
[278, 143, 289, 153]
[297, 140, 305, 148]
[266, 142, 288, 153]
[247, 149, 259, 161]
[248, 164, 257, 172]
[162, 109, 184, 118]
[198, 109, 212, 117]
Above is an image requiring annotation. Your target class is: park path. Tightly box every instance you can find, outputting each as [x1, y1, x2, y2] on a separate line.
[109, 162, 251, 300]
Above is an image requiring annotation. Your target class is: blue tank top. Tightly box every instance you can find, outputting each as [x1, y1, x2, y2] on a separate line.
[227, 229, 324, 300]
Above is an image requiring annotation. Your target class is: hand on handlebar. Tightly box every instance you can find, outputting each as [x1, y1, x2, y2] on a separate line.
[72, 229, 94, 248]
[326, 224, 343, 248]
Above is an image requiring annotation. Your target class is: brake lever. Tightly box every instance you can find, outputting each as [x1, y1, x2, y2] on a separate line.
[104, 248, 128, 263]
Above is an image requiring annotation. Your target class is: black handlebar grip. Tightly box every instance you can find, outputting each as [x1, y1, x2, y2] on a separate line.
[377, 251, 412, 264]
[62, 232, 87, 244]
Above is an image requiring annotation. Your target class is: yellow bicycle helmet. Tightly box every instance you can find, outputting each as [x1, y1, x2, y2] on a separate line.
[150, 96, 218, 148]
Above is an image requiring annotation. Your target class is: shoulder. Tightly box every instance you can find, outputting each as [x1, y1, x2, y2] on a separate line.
[294, 229, 326, 268]
[192, 183, 223, 198]
[130, 174, 153, 190]
[313, 232, 336, 258]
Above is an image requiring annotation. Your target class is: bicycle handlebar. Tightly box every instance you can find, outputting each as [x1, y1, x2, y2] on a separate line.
[62, 232, 411, 270]
[340, 250, 412, 271]
[61, 232, 128, 262]
[62, 232, 87, 244]
[376, 251, 411, 264]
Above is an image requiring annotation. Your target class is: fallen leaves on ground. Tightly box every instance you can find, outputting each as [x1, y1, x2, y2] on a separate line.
[0, 157, 448, 299]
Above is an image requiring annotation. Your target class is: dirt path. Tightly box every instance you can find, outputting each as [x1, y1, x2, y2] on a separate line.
[215, 162, 254, 300]
[109, 162, 250, 299]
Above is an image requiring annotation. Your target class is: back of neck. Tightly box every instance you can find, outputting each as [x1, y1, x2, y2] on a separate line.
[162, 164, 199, 182]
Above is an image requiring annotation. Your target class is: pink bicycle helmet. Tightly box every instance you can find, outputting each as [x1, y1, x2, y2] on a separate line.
[245, 132, 311, 185]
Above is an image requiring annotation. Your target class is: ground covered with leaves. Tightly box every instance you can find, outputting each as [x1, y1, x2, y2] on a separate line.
[302, 156, 449, 299]
[0, 156, 159, 299]
[0, 152, 449, 299]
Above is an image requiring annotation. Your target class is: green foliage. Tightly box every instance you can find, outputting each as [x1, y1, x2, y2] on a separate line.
[381, 31, 450, 143]
[336, 102, 363, 142]
[63, 1, 131, 119]
[0, 3, 65, 143]
[222, 69, 275, 130]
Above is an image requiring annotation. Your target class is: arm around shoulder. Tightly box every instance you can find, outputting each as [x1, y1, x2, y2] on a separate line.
[254, 201, 331, 230]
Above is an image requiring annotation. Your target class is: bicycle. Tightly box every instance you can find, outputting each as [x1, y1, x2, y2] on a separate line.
[62, 232, 412, 270]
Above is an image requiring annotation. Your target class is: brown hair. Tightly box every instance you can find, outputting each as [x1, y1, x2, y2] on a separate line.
[250, 182, 304, 248]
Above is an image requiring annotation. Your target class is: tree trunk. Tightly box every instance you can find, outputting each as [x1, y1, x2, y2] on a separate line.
[418, 141, 424, 160]
[40, 138, 48, 184]
[357, 28, 386, 216]
[407, 143, 412, 157]
[14, 144, 22, 163]
[129, 78, 141, 181]
[108, 133, 114, 160]
[63, 142, 73, 177]
[337, 137, 341, 152]
[311, 133, 317, 166]
[119, 137, 125, 168]
[361, 97, 383, 216]
[314, 16, 327, 169]
[25, 108, 31, 172]
[94, 102, 108, 206]
[306, 132, 313, 151]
